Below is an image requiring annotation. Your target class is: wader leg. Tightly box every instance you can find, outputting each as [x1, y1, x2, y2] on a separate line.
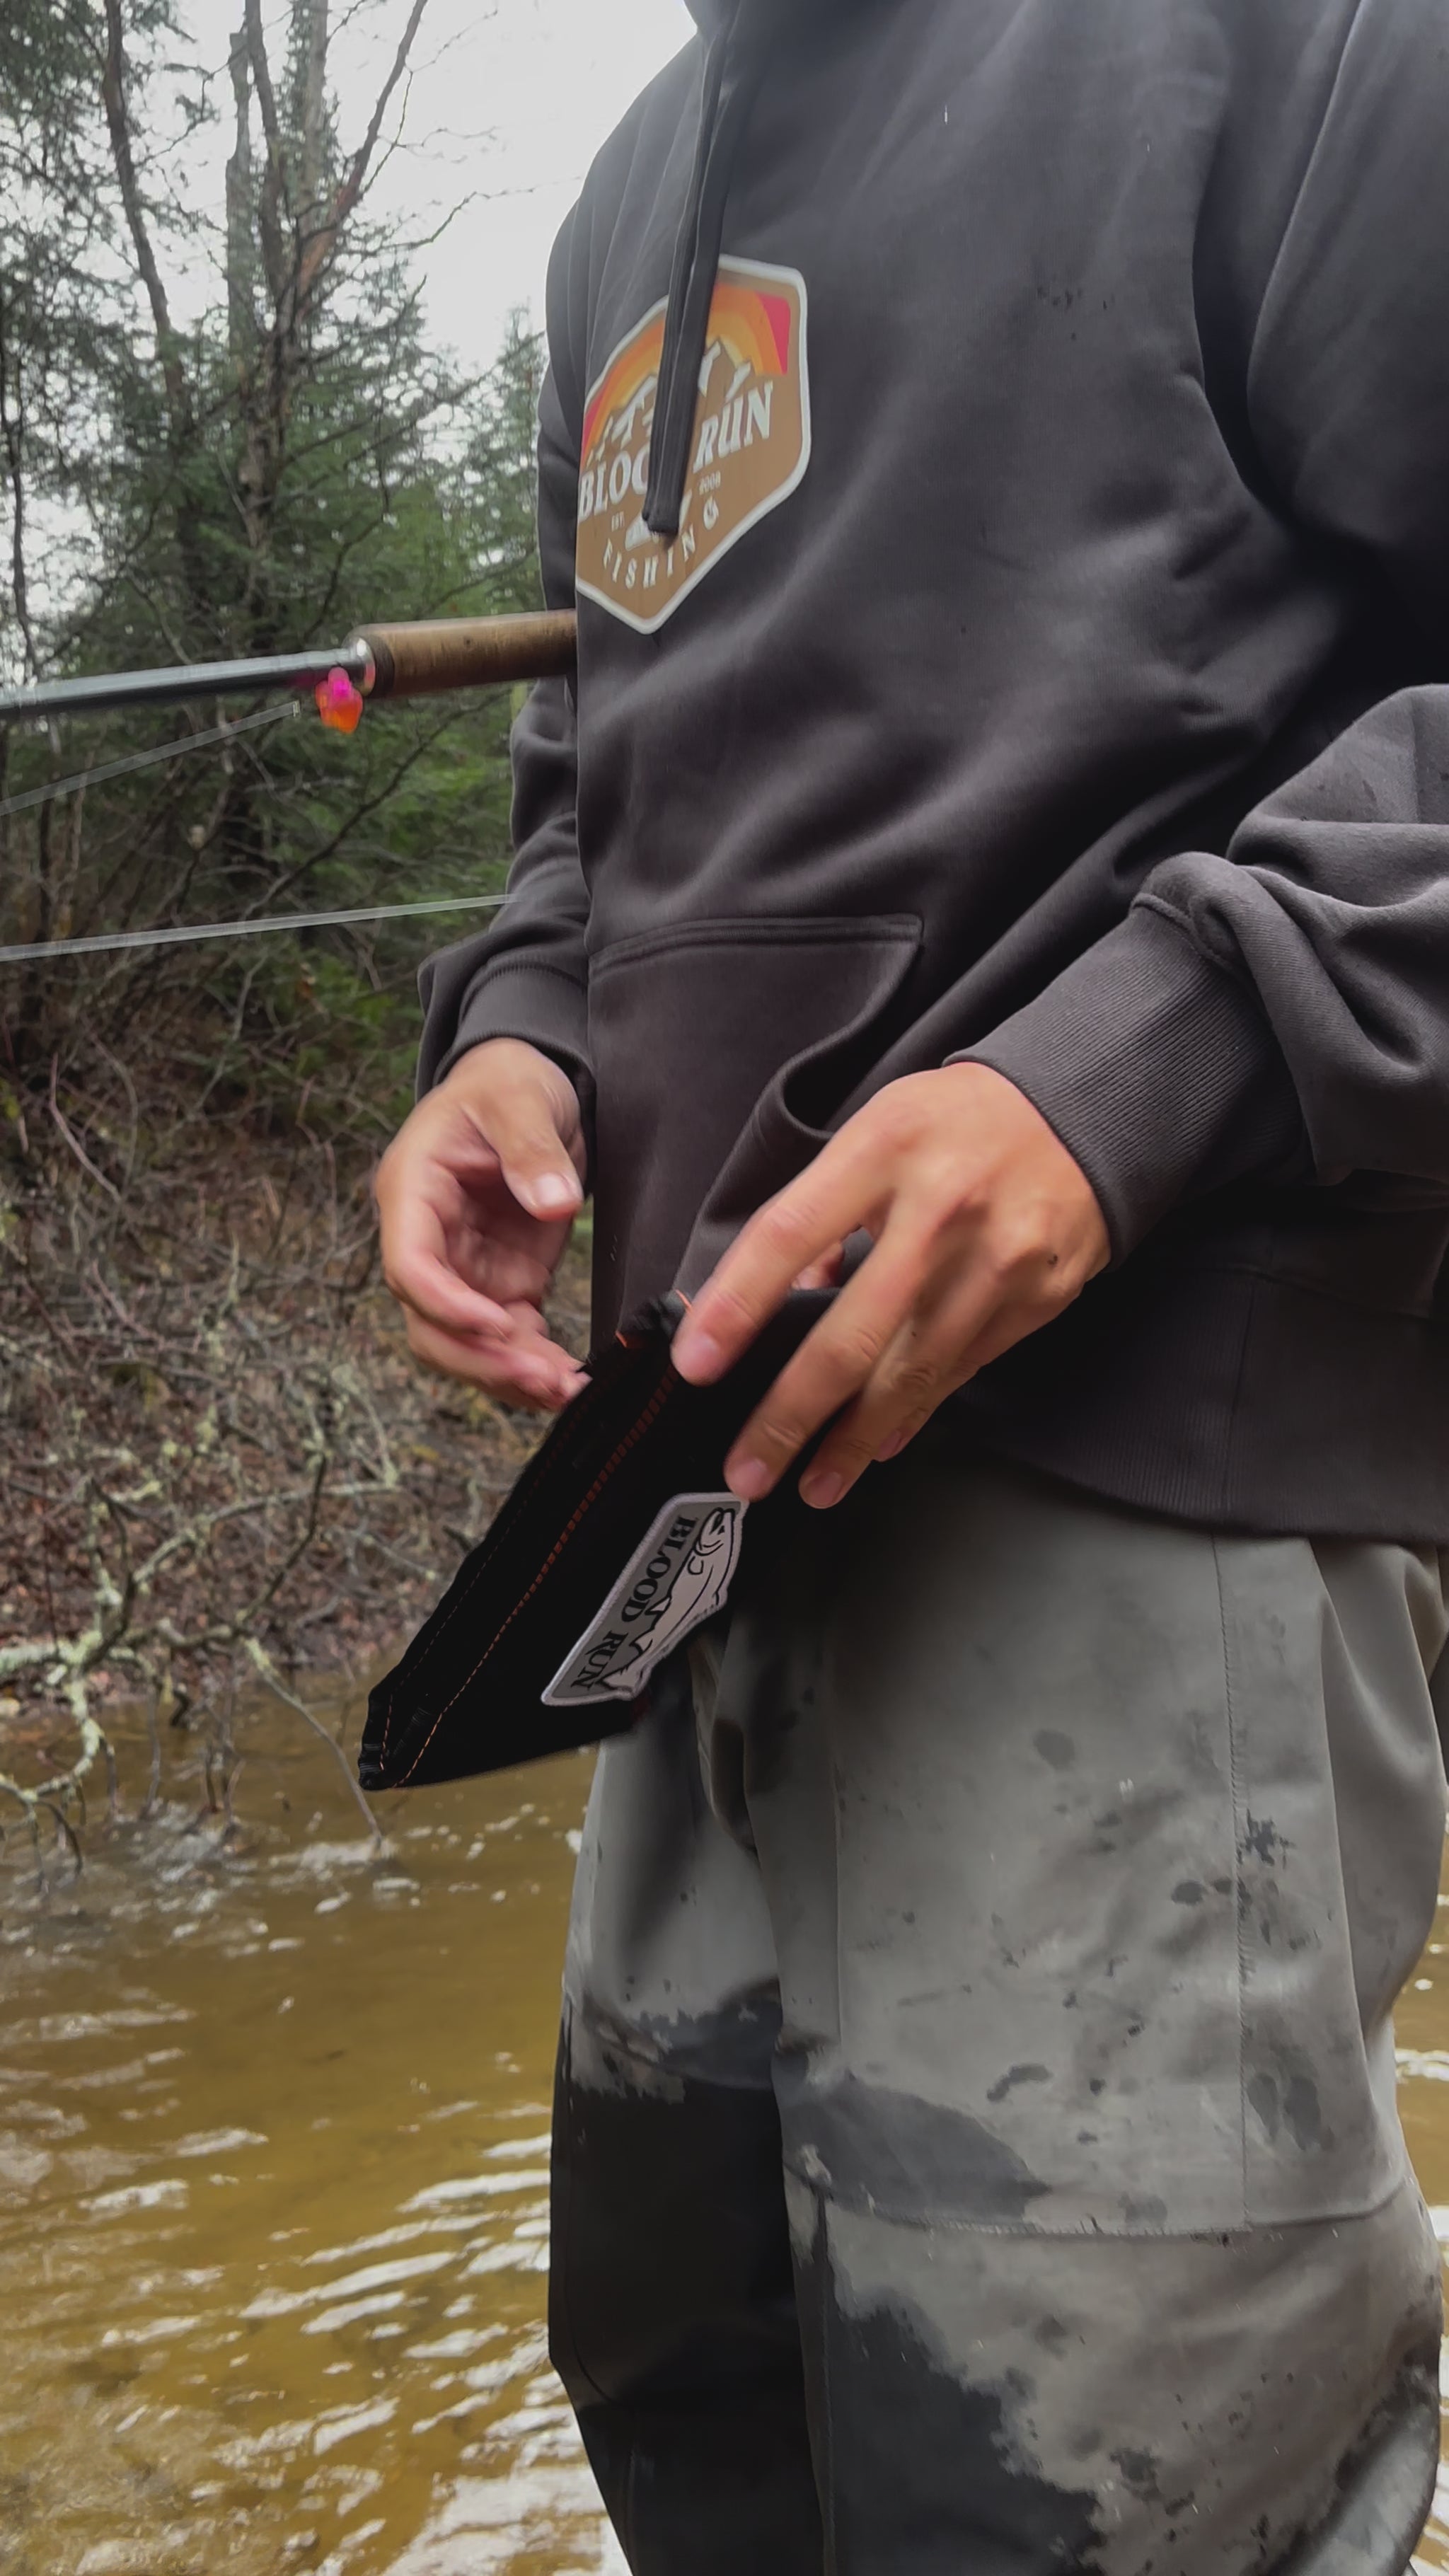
[548, 1655, 824, 2575]
[727, 1445, 1449, 2576]
[551, 1440, 1448, 2575]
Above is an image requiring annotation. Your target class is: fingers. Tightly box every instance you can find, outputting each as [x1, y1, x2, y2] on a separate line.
[374, 1131, 513, 1339]
[792, 1241, 847, 1293]
[795, 1302, 1005, 1503]
[488, 1102, 584, 1223]
[383, 1223, 514, 1343]
[376, 1042, 584, 1346]
[722, 1237, 1065, 1509]
[795, 1337, 960, 1508]
[674, 1143, 887, 1385]
[404, 1307, 587, 1411]
[673, 1065, 1107, 1511]
[720, 1219, 943, 1499]
[796, 1283, 1058, 1506]
[453, 1046, 584, 1223]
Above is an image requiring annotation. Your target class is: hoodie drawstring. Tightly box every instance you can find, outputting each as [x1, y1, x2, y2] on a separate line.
[642, 16, 766, 543]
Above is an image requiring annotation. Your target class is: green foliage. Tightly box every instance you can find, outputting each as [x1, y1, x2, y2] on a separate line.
[0, 0, 541, 1161]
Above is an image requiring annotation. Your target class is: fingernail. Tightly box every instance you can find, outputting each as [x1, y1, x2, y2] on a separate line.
[674, 1329, 727, 1384]
[531, 1174, 577, 1214]
[727, 1456, 774, 1501]
[800, 1469, 844, 1511]
[877, 1430, 909, 1462]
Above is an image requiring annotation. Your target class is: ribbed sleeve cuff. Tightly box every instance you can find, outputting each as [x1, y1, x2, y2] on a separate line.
[952, 900, 1304, 1261]
[433, 959, 592, 1109]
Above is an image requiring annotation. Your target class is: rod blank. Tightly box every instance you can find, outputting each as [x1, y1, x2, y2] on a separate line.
[0, 645, 370, 725]
[0, 611, 579, 725]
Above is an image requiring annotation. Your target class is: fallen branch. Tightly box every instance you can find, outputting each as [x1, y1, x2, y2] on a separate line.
[246, 1639, 383, 1849]
[0, 1066, 587, 1878]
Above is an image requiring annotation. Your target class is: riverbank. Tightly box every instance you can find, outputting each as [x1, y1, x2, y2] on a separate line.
[0, 1125, 589, 1834]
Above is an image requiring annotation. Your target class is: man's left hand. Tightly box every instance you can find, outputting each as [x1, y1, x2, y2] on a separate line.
[671, 1065, 1110, 1508]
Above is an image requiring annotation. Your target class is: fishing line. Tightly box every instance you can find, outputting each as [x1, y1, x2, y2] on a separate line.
[0, 699, 303, 823]
[0, 892, 507, 967]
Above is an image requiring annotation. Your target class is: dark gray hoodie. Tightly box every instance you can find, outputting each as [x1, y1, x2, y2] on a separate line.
[422, 0, 1449, 1538]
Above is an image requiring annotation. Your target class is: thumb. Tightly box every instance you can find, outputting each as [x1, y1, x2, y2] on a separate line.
[487, 1098, 584, 1222]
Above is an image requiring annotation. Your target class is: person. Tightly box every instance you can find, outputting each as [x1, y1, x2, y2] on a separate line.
[373, 0, 1449, 2565]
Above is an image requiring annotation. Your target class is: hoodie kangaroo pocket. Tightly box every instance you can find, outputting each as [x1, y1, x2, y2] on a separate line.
[587, 914, 921, 1336]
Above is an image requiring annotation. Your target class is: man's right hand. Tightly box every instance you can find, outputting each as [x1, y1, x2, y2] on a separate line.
[374, 1038, 589, 1412]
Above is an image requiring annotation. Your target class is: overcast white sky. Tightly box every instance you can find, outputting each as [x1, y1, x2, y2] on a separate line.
[178, 0, 694, 369]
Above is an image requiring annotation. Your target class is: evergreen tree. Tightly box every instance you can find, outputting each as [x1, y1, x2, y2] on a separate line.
[0, 0, 542, 1148]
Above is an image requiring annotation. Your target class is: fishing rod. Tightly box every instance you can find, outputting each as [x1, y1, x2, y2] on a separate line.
[0, 611, 579, 733]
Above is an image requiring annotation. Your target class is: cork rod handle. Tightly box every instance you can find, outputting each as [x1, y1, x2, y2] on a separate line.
[357, 612, 577, 700]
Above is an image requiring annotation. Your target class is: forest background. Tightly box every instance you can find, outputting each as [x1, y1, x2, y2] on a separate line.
[0, 0, 594, 1865]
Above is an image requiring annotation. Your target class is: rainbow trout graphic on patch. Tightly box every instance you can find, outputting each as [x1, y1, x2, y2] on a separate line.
[541, 1494, 746, 1709]
[575, 256, 810, 633]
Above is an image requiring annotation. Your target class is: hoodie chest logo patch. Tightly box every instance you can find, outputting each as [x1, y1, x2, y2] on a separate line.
[576, 256, 809, 634]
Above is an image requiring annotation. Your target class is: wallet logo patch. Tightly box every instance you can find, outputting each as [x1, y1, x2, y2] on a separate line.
[542, 1493, 746, 1709]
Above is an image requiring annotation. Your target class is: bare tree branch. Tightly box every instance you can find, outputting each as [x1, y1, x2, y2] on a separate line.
[297, 0, 330, 224]
[247, 1641, 383, 1847]
[100, 0, 192, 446]
[0, 278, 42, 681]
[226, 28, 257, 367]
[243, 0, 291, 311]
[294, 0, 430, 320]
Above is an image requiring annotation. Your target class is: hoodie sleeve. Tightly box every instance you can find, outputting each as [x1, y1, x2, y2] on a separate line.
[416, 214, 594, 1123]
[958, 0, 1449, 1264]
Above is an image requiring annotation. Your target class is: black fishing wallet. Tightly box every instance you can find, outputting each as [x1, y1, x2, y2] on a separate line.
[358, 1288, 828, 1791]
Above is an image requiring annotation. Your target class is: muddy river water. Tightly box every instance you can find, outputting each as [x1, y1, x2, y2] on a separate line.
[3, 1693, 1449, 2575]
